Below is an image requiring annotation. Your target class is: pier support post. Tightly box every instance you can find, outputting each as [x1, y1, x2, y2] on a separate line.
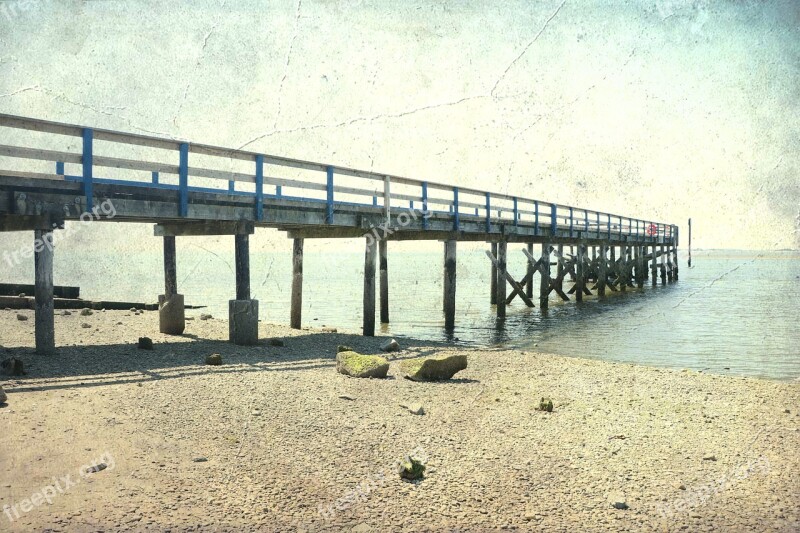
[667, 245, 674, 282]
[363, 237, 377, 336]
[651, 244, 658, 287]
[229, 233, 259, 345]
[379, 238, 389, 324]
[597, 243, 607, 297]
[619, 246, 627, 293]
[490, 242, 498, 304]
[496, 241, 507, 318]
[660, 244, 667, 285]
[576, 244, 585, 302]
[159, 235, 185, 335]
[673, 246, 679, 281]
[635, 245, 644, 288]
[290, 238, 303, 329]
[526, 243, 534, 300]
[539, 243, 550, 309]
[443, 240, 457, 330]
[34, 229, 55, 354]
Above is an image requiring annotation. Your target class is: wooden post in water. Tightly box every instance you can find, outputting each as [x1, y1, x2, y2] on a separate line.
[568, 245, 576, 282]
[496, 241, 507, 318]
[672, 245, 679, 281]
[619, 245, 627, 293]
[34, 229, 55, 354]
[659, 244, 667, 285]
[379, 238, 389, 324]
[651, 244, 658, 287]
[635, 245, 644, 288]
[363, 237, 377, 336]
[539, 243, 550, 309]
[597, 243, 607, 297]
[576, 244, 585, 303]
[290, 238, 303, 329]
[443, 240, 457, 330]
[159, 235, 185, 335]
[526, 242, 534, 299]
[490, 242, 498, 304]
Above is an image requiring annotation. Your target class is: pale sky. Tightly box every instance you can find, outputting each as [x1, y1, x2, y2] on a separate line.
[1, 0, 798, 254]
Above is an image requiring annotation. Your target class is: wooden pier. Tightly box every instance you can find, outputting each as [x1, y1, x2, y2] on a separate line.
[0, 114, 679, 353]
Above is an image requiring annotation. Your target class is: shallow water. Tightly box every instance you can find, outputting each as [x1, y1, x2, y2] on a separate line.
[5, 245, 800, 380]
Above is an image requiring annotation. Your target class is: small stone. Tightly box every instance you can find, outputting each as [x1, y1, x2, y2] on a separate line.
[129, 307, 137, 313]
[81, 323, 92, 329]
[205, 353, 223, 366]
[398, 456, 426, 481]
[337, 345, 353, 353]
[336, 351, 389, 379]
[200, 313, 213, 321]
[80, 308, 93, 316]
[351, 524, 371, 533]
[785, 409, 791, 414]
[137, 337, 153, 350]
[16, 314, 27, 321]
[84, 463, 107, 474]
[0, 386, 7, 404]
[18, 293, 25, 298]
[381, 339, 400, 353]
[608, 492, 628, 510]
[268, 338, 285, 347]
[1, 357, 24, 376]
[62, 310, 71, 316]
[322, 327, 337, 333]
[338, 394, 357, 401]
[251, 410, 261, 416]
[186, 317, 194, 321]
[702, 455, 717, 461]
[192, 457, 208, 463]
[538, 398, 554, 413]
[406, 403, 425, 415]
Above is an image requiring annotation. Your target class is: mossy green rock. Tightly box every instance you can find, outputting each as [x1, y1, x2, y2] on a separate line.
[538, 397, 554, 412]
[398, 456, 426, 481]
[336, 351, 390, 379]
[400, 355, 467, 381]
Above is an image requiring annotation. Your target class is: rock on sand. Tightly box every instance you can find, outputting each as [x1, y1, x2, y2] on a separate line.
[400, 354, 467, 381]
[336, 351, 389, 379]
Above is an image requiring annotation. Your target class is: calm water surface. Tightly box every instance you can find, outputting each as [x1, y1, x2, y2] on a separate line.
[9, 247, 800, 381]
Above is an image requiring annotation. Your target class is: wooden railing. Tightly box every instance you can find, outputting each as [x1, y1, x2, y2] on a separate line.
[0, 113, 676, 241]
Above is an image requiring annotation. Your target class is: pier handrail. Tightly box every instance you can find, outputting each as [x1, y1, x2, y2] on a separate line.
[0, 113, 677, 239]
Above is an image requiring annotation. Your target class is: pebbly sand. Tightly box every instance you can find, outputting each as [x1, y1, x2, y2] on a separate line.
[0, 307, 798, 532]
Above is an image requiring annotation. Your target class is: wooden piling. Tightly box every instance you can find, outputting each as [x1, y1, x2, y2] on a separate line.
[235, 234, 250, 300]
[379, 238, 389, 323]
[443, 240, 457, 330]
[576, 244, 585, 302]
[363, 237, 377, 336]
[34, 229, 55, 354]
[490, 242, 498, 304]
[650, 244, 658, 287]
[290, 238, 303, 329]
[660, 244, 667, 285]
[526, 243, 534, 299]
[619, 246, 627, 293]
[672, 245, 679, 281]
[163, 236, 177, 297]
[496, 241, 507, 318]
[539, 243, 550, 309]
[159, 235, 185, 335]
[635, 245, 644, 288]
[597, 243, 607, 297]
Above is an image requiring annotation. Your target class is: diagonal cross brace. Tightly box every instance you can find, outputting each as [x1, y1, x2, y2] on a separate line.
[485, 250, 535, 307]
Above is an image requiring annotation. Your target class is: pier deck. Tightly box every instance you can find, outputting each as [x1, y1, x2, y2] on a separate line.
[0, 114, 679, 352]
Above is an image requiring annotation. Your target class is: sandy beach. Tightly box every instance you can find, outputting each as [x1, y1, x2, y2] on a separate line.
[0, 307, 798, 532]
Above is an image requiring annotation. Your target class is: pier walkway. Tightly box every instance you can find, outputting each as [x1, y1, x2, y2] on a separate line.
[0, 114, 679, 353]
